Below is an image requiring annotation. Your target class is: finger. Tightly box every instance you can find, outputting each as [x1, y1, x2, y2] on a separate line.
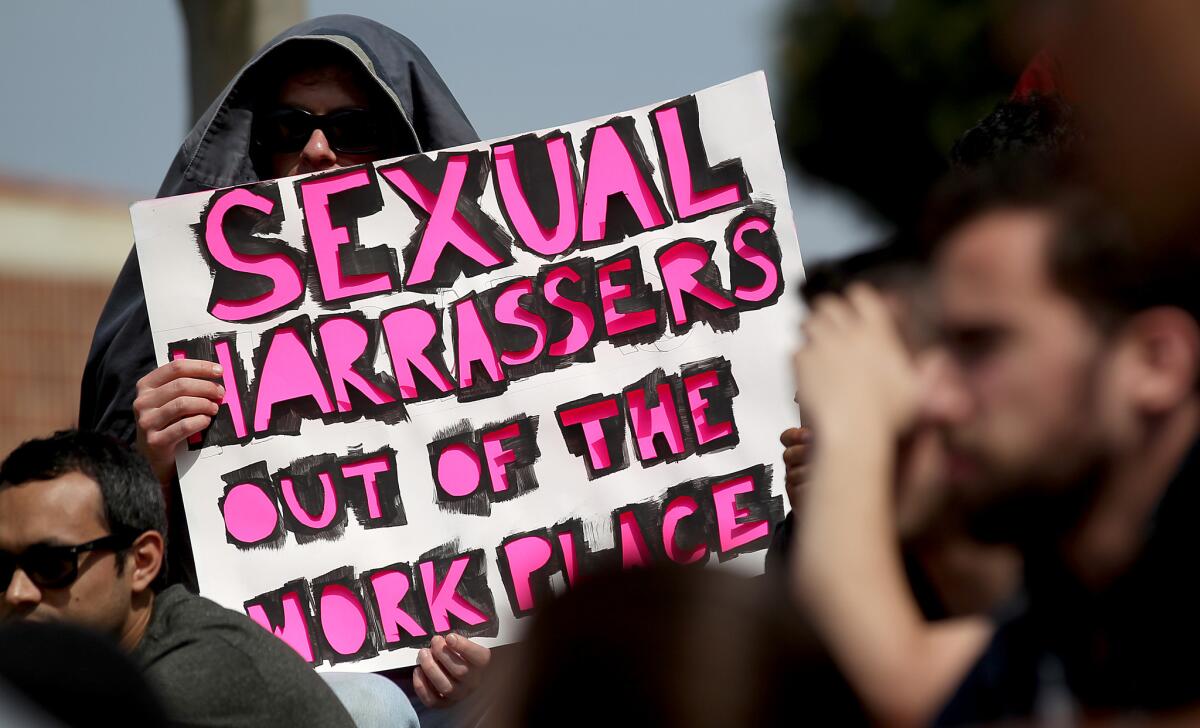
[137, 359, 223, 392]
[845, 283, 892, 328]
[785, 465, 808, 490]
[447, 633, 491, 667]
[431, 635, 471, 681]
[811, 294, 856, 330]
[779, 427, 805, 447]
[418, 645, 455, 696]
[782, 444, 810, 469]
[144, 414, 212, 452]
[135, 377, 226, 412]
[413, 667, 445, 709]
[137, 396, 220, 434]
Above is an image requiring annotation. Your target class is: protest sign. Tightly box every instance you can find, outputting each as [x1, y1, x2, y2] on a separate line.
[132, 71, 805, 671]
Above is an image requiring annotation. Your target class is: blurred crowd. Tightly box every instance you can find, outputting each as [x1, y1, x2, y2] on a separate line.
[6, 3, 1200, 727]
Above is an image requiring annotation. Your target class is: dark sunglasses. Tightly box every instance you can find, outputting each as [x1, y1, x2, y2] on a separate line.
[0, 533, 137, 590]
[255, 107, 385, 155]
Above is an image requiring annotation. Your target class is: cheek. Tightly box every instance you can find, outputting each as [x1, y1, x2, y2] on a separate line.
[62, 565, 130, 632]
[271, 152, 301, 178]
[336, 152, 380, 166]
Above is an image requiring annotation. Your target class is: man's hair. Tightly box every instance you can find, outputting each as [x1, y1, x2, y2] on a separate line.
[925, 159, 1200, 330]
[0, 431, 167, 582]
[801, 238, 925, 305]
[950, 93, 1080, 170]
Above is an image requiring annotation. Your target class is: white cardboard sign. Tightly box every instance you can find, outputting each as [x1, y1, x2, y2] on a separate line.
[132, 72, 804, 671]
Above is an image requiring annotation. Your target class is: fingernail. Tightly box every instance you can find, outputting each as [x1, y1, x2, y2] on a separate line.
[212, 364, 223, 376]
[447, 633, 459, 644]
[217, 385, 226, 397]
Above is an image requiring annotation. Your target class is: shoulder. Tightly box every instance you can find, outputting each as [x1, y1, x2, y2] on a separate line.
[139, 587, 354, 728]
[931, 602, 1042, 726]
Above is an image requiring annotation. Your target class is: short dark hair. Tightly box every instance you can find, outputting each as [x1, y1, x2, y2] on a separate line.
[0, 431, 167, 583]
[925, 159, 1200, 331]
[950, 93, 1080, 170]
[800, 238, 925, 304]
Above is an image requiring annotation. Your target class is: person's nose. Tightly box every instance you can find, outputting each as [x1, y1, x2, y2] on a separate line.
[299, 129, 338, 173]
[918, 351, 974, 426]
[4, 568, 42, 611]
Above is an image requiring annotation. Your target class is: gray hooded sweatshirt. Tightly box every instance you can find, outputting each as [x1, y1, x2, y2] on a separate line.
[79, 15, 479, 589]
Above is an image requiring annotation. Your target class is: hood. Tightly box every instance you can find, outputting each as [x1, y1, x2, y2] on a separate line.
[81, 15, 479, 445]
[159, 14, 479, 196]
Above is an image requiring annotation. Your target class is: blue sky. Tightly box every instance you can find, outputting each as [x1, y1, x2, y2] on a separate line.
[0, 0, 881, 261]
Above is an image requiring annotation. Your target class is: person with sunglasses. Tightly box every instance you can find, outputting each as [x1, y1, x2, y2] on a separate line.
[78, 17, 492, 723]
[0, 430, 376, 727]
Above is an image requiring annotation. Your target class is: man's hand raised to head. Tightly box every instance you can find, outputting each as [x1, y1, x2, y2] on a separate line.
[134, 359, 224, 486]
[792, 284, 922, 446]
[413, 633, 492, 708]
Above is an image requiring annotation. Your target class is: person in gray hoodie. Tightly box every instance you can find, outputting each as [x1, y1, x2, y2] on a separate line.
[78, 16, 491, 723]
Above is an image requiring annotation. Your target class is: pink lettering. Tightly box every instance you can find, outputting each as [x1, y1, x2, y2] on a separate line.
[246, 591, 315, 663]
[221, 482, 279, 544]
[658, 240, 735, 327]
[501, 535, 554, 612]
[494, 135, 579, 256]
[481, 422, 520, 493]
[684, 370, 733, 444]
[711, 476, 770, 553]
[380, 305, 455, 400]
[662, 495, 706, 564]
[453, 297, 505, 389]
[617, 510, 653, 568]
[544, 266, 595, 356]
[494, 279, 547, 366]
[557, 398, 621, 470]
[653, 104, 744, 218]
[203, 187, 304, 322]
[380, 156, 507, 288]
[252, 326, 334, 433]
[340, 456, 392, 520]
[436, 443, 482, 498]
[625, 382, 685, 461]
[368, 569, 428, 642]
[318, 584, 369, 655]
[317, 316, 395, 412]
[300, 169, 392, 302]
[420, 556, 490, 633]
[279, 472, 338, 529]
[731, 216, 780, 302]
[581, 123, 666, 242]
[598, 257, 657, 336]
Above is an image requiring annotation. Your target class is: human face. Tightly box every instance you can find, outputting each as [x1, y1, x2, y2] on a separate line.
[267, 65, 385, 178]
[0, 473, 133, 637]
[894, 346, 969, 539]
[934, 208, 1113, 530]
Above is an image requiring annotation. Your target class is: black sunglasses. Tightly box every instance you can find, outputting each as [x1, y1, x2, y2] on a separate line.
[0, 533, 137, 591]
[255, 107, 386, 155]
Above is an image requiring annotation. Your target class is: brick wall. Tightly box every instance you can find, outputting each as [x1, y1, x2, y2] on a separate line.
[0, 273, 113, 457]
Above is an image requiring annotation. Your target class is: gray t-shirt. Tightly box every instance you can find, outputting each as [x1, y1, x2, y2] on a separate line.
[132, 585, 354, 728]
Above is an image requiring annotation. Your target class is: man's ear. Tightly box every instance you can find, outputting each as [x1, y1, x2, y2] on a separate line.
[1123, 307, 1200, 413]
[125, 531, 165, 594]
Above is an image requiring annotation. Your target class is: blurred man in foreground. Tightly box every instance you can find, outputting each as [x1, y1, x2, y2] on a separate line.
[928, 163, 1200, 724]
[794, 159, 1200, 724]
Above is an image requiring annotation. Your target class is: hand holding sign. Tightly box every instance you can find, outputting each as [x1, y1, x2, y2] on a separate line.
[413, 633, 491, 707]
[134, 358, 224, 486]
